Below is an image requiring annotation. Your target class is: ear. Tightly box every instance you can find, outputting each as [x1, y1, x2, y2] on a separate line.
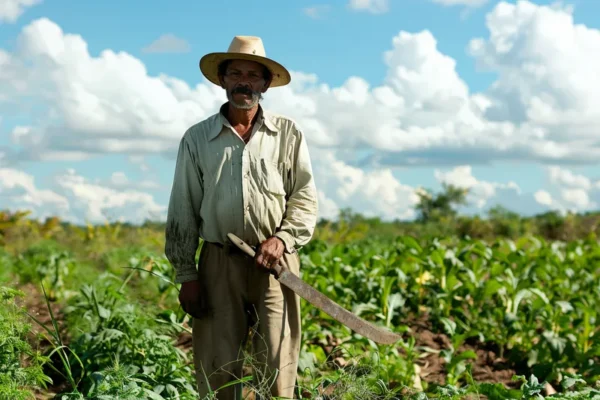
[218, 75, 226, 89]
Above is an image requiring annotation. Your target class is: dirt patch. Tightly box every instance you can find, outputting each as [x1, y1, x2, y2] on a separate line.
[307, 312, 520, 393]
[15, 283, 69, 341]
[410, 315, 518, 389]
[176, 329, 193, 349]
[12, 282, 73, 399]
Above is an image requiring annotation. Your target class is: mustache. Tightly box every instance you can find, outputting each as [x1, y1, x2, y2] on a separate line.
[231, 86, 258, 96]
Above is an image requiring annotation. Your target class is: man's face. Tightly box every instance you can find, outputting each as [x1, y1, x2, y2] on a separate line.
[221, 60, 270, 110]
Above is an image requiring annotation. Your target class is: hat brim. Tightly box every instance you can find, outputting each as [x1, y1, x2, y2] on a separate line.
[199, 52, 291, 88]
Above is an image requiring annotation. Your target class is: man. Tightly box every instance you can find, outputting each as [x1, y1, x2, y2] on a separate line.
[164, 35, 318, 400]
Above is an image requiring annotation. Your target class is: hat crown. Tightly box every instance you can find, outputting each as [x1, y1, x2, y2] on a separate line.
[227, 36, 266, 57]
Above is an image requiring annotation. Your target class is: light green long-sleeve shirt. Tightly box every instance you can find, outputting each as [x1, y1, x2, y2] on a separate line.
[165, 102, 319, 284]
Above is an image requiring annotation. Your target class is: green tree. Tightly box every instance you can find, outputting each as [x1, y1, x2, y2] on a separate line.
[415, 183, 469, 223]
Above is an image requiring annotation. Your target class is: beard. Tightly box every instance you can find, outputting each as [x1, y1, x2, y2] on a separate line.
[227, 85, 263, 109]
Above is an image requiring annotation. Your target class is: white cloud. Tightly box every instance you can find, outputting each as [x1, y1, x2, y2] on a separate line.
[4, 159, 598, 225]
[3, 18, 225, 161]
[105, 171, 161, 191]
[56, 169, 165, 223]
[533, 166, 600, 214]
[316, 190, 339, 220]
[312, 149, 419, 220]
[127, 155, 151, 172]
[304, 5, 330, 19]
[434, 165, 520, 209]
[0, 0, 41, 23]
[561, 188, 591, 210]
[312, 158, 575, 221]
[547, 166, 591, 190]
[348, 0, 388, 14]
[534, 190, 553, 207]
[431, 0, 488, 6]
[468, 1, 600, 161]
[3, 1, 600, 222]
[0, 168, 69, 219]
[142, 34, 191, 54]
[0, 168, 165, 224]
[4, 2, 600, 168]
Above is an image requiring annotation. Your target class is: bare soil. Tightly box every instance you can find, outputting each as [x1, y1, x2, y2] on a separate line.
[408, 314, 519, 389]
[13, 283, 73, 399]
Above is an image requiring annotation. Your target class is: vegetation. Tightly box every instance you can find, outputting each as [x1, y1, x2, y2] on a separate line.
[2, 186, 600, 399]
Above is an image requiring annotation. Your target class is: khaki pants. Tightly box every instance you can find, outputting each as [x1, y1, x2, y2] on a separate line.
[192, 242, 301, 399]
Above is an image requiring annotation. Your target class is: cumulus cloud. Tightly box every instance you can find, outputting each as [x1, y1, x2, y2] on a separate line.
[348, 0, 388, 14]
[468, 1, 600, 161]
[267, 0, 600, 166]
[142, 34, 191, 54]
[534, 190, 553, 207]
[4, 17, 225, 161]
[3, 1, 600, 222]
[0, 168, 165, 224]
[3, 1, 600, 169]
[3, 160, 596, 225]
[434, 165, 520, 209]
[312, 149, 420, 221]
[533, 165, 600, 214]
[0, 168, 69, 220]
[547, 166, 591, 190]
[0, 0, 41, 23]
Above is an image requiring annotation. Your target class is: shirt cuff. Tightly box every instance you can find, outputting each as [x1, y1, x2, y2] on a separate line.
[174, 265, 198, 284]
[273, 231, 295, 253]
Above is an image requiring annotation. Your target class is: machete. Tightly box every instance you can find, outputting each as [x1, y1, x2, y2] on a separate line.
[227, 233, 401, 345]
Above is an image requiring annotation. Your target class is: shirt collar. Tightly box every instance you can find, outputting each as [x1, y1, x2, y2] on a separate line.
[208, 102, 279, 141]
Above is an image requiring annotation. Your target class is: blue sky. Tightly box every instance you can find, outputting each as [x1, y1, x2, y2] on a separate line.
[1, 0, 600, 224]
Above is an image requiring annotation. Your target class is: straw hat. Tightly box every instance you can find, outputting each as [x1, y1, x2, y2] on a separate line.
[199, 36, 291, 88]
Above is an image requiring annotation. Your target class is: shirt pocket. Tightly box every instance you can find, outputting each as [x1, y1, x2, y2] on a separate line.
[260, 158, 287, 196]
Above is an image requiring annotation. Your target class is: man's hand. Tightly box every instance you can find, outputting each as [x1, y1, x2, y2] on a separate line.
[179, 280, 211, 319]
[255, 236, 285, 272]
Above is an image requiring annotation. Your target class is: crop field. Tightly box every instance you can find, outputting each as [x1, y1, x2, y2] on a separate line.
[2, 210, 600, 399]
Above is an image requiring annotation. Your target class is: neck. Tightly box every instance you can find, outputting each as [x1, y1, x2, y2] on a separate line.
[227, 103, 259, 127]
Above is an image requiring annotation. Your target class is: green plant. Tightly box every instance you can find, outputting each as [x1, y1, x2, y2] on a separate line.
[0, 286, 53, 399]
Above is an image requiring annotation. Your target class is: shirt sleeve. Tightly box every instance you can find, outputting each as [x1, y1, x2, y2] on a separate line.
[274, 126, 319, 253]
[164, 133, 204, 284]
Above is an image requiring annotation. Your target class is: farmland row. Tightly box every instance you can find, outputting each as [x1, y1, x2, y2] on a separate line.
[1, 232, 600, 398]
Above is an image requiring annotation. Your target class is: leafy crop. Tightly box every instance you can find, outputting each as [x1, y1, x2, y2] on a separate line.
[298, 235, 600, 388]
[2, 221, 600, 398]
[0, 286, 52, 399]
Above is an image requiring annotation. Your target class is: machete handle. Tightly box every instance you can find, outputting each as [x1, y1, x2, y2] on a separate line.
[226, 233, 286, 278]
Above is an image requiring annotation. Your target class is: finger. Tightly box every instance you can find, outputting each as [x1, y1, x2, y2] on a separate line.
[265, 254, 276, 267]
[267, 251, 278, 264]
[262, 257, 271, 269]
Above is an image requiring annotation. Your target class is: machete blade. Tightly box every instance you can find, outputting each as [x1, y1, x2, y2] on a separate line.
[226, 233, 402, 345]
